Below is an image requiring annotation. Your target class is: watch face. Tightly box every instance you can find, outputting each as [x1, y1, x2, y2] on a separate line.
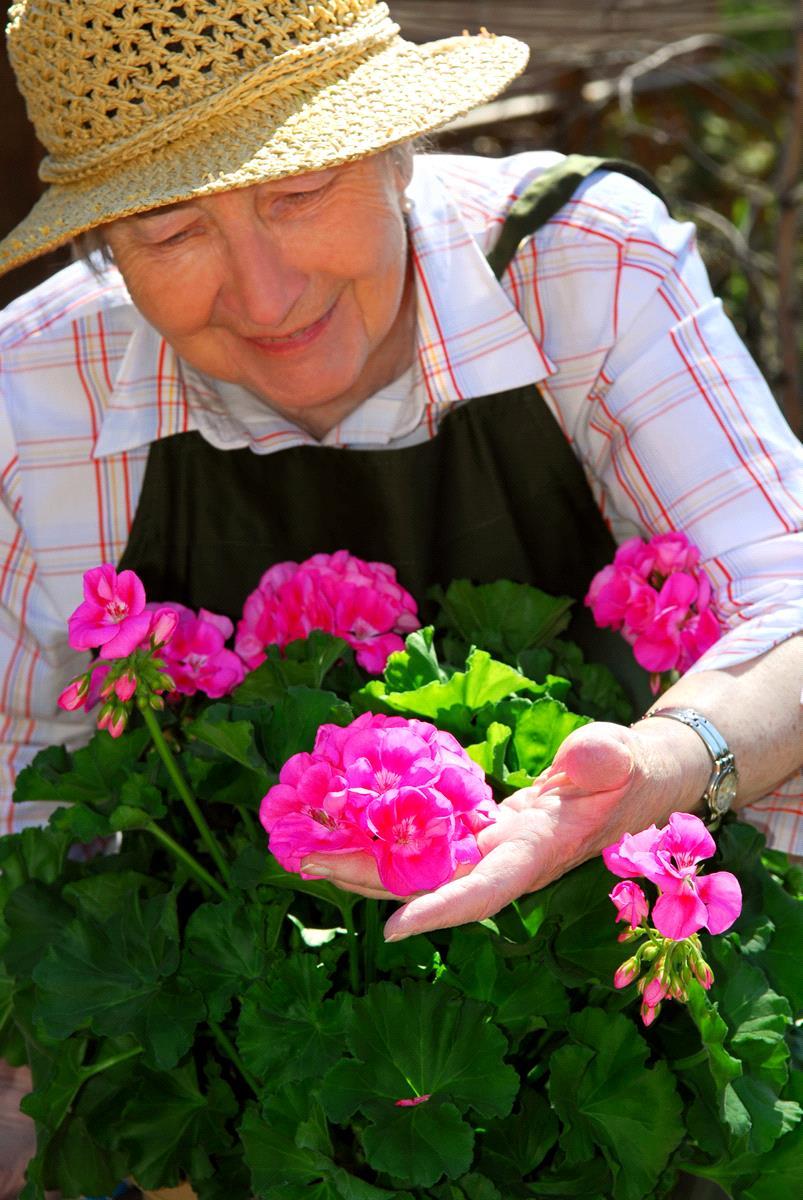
[714, 768, 738, 813]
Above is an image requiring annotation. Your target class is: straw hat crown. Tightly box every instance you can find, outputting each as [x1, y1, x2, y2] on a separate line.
[8, 1, 398, 183]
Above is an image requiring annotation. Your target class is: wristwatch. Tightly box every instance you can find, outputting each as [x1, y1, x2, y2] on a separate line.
[644, 707, 738, 826]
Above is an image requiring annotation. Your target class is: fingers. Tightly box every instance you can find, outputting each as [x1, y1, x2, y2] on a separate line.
[550, 722, 635, 794]
[384, 814, 556, 941]
[302, 850, 391, 899]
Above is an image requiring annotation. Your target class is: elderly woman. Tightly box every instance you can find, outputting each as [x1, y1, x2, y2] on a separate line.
[0, 0, 799, 913]
[0, 0, 801, 1191]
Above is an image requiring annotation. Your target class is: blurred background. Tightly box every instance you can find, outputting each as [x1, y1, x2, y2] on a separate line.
[1, 0, 800, 432]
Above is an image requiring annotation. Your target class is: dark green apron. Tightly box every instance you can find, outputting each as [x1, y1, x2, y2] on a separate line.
[118, 156, 666, 707]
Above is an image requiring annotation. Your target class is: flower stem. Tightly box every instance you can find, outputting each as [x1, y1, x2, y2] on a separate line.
[363, 900, 379, 990]
[147, 821, 229, 902]
[343, 905, 361, 994]
[209, 1019, 259, 1097]
[140, 702, 231, 885]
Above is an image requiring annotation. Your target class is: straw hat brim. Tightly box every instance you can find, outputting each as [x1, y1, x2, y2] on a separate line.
[0, 34, 529, 277]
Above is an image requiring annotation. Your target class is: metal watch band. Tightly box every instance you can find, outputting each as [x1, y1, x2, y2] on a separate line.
[643, 706, 738, 824]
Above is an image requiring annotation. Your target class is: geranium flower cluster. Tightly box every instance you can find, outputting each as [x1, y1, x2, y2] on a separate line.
[58, 566, 245, 736]
[603, 812, 742, 1025]
[585, 532, 721, 688]
[260, 712, 497, 896]
[235, 551, 420, 674]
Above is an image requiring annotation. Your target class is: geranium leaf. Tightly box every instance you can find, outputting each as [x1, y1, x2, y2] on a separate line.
[466, 722, 512, 780]
[182, 899, 269, 1022]
[710, 939, 793, 1089]
[240, 1101, 334, 1193]
[48, 802, 112, 842]
[548, 1008, 684, 1200]
[237, 956, 351, 1087]
[2, 881, 74, 976]
[188, 706, 266, 770]
[118, 1060, 237, 1190]
[260, 687, 354, 769]
[359, 650, 535, 738]
[234, 633, 353, 704]
[361, 1100, 474, 1187]
[383, 626, 446, 690]
[14, 728, 150, 811]
[321, 981, 517, 1122]
[32, 890, 204, 1068]
[433, 580, 573, 657]
[507, 699, 590, 776]
[479, 1089, 559, 1183]
[0, 825, 72, 899]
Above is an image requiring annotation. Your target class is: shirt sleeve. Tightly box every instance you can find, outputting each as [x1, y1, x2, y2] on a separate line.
[0, 398, 95, 835]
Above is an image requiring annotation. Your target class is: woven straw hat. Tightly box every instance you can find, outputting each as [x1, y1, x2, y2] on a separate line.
[0, 0, 529, 276]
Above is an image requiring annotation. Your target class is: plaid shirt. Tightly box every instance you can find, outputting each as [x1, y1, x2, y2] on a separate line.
[1, 152, 801, 848]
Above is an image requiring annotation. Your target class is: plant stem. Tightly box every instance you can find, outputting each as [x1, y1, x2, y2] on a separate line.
[343, 904, 361, 994]
[147, 821, 229, 902]
[238, 804, 257, 840]
[209, 1019, 259, 1097]
[83, 1044, 144, 1080]
[141, 703, 231, 884]
[363, 900, 379, 990]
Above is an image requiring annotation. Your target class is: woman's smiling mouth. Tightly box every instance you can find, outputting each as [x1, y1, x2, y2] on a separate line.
[246, 298, 338, 356]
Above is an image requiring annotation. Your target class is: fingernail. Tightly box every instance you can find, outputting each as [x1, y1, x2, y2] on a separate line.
[304, 863, 332, 878]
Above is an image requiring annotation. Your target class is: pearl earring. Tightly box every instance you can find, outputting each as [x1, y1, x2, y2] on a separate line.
[401, 195, 413, 215]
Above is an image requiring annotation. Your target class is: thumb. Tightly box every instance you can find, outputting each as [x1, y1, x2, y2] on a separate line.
[550, 722, 636, 794]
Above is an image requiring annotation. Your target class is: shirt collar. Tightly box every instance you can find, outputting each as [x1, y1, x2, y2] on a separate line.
[94, 157, 553, 459]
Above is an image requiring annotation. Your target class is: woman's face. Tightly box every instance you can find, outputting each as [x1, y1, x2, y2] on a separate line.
[104, 152, 415, 436]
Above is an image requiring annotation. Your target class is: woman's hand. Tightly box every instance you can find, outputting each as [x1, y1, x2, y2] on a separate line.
[301, 718, 712, 940]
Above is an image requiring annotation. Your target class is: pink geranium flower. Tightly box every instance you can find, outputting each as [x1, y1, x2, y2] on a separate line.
[68, 564, 153, 659]
[586, 532, 721, 682]
[235, 551, 420, 675]
[260, 712, 496, 896]
[604, 813, 742, 940]
[150, 603, 245, 699]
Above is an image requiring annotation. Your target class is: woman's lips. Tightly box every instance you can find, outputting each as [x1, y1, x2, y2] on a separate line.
[246, 299, 337, 357]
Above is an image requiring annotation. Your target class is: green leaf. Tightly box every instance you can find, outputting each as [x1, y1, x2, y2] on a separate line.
[466, 722, 512, 779]
[361, 1100, 474, 1188]
[118, 1060, 237, 1190]
[238, 956, 351, 1087]
[14, 727, 150, 811]
[360, 649, 535, 738]
[61, 870, 164, 923]
[48, 802, 112, 842]
[32, 890, 204, 1069]
[240, 1102, 334, 1193]
[2, 881, 74, 977]
[507, 699, 590, 776]
[383, 626, 446, 690]
[188, 705, 266, 770]
[234, 632, 353, 704]
[182, 899, 269, 1022]
[433, 580, 573, 658]
[231, 845, 357, 915]
[321, 980, 517, 1123]
[711, 938, 793, 1089]
[261, 687, 354, 769]
[479, 1089, 559, 1183]
[0, 825, 72, 899]
[548, 1008, 684, 1200]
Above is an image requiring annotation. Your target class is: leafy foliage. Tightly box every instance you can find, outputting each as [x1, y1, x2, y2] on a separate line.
[0, 584, 799, 1198]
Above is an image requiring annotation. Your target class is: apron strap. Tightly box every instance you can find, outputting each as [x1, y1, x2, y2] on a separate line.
[486, 153, 669, 280]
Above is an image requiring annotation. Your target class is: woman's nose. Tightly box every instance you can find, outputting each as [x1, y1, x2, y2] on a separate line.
[219, 217, 308, 331]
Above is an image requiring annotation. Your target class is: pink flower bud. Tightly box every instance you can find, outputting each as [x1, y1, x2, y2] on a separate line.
[149, 607, 179, 647]
[613, 958, 640, 989]
[58, 678, 88, 711]
[394, 1094, 432, 1108]
[107, 711, 127, 738]
[113, 672, 137, 701]
[642, 977, 669, 1008]
[610, 880, 649, 928]
[692, 958, 714, 989]
[640, 1000, 661, 1027]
